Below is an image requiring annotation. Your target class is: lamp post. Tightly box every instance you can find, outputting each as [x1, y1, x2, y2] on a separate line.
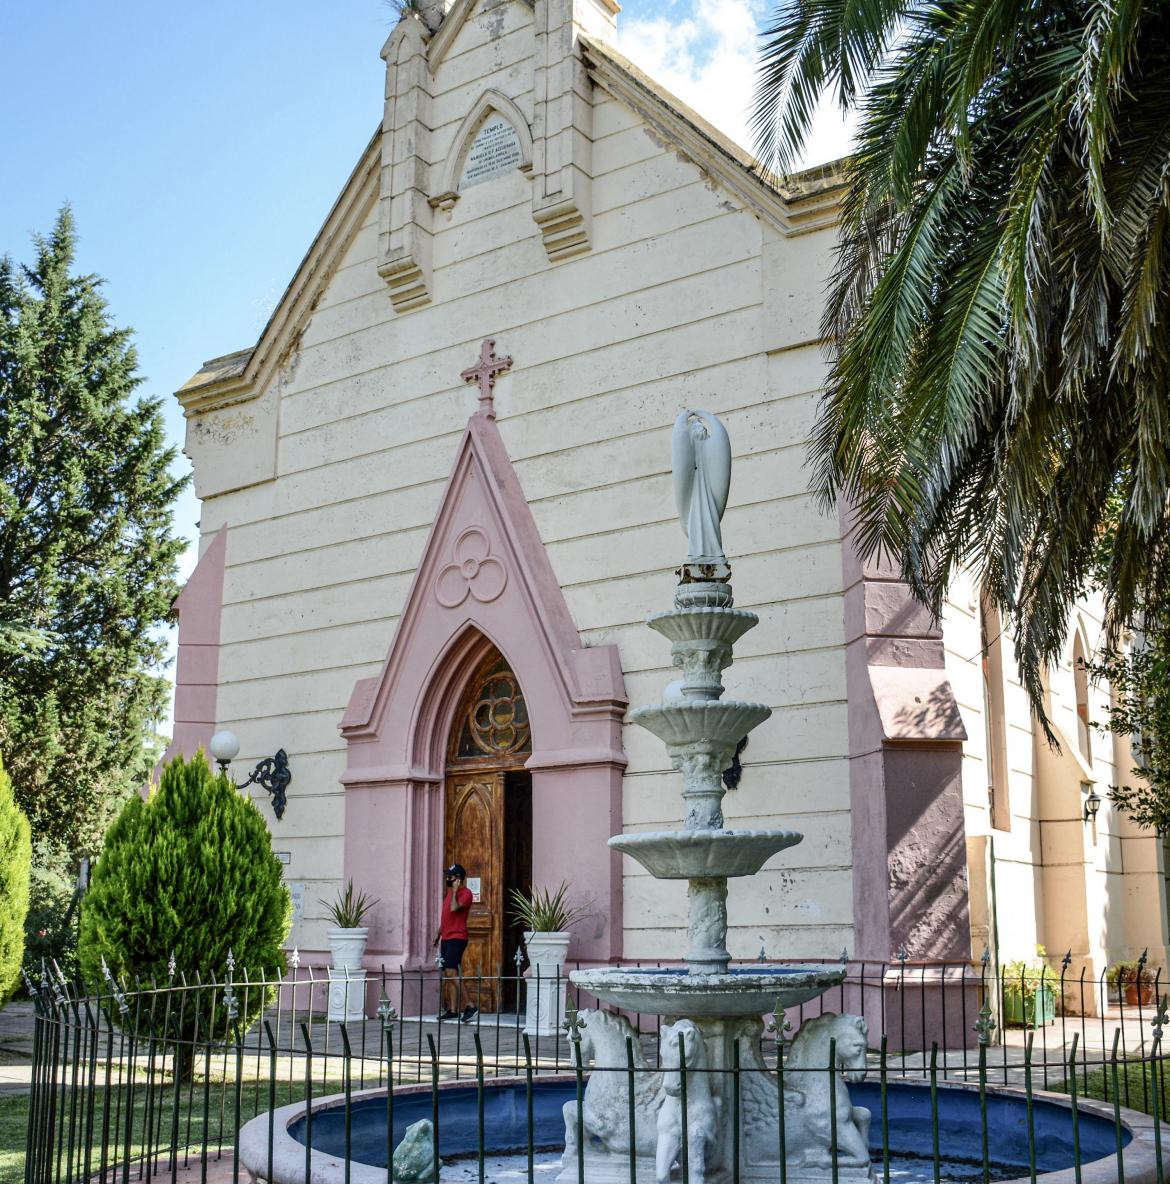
[209, 730, 292, 820]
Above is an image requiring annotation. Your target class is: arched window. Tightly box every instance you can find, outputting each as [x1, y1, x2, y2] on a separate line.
[981, 594, 1011, 831]
[1073, 634, 1092, 765]
[450, 652, 531, 762]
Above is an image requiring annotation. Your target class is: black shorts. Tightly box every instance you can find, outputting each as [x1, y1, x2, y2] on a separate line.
[440, 938, 468, 970]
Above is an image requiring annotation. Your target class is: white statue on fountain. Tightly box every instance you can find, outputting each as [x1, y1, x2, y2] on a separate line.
[672, 409, 732, 582]
[561, 1009, 663, 1169]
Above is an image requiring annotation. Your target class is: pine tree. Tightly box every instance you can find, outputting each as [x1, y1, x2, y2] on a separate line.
[0, 209, 186, 943]
[0, 753, 32, 1005]
[79, 754, 291, 1030]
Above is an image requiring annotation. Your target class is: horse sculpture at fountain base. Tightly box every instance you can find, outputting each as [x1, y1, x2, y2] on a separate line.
[656, 1020, 718, 1184]
[558, 1010, 873, 1184]
[557, 1009, 664, 1184]
[739, 1012, 875, 1184]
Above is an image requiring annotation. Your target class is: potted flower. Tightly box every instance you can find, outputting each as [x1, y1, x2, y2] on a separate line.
[1001, 947, 1057, 1028]
[509, 882, 590, 1036]
[321, 880, 378, 1022]
[1114, 960, 1155, 1006]
[1105, 961, 1128, 1004]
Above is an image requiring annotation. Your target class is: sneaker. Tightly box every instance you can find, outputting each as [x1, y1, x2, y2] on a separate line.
[460, 1005, 478, 1024]
[438, 1009, 459, 1021]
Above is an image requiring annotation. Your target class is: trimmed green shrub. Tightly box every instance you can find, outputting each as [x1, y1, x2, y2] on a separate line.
[0, 753, 32, 1005]
[79, 752, 290, 1031]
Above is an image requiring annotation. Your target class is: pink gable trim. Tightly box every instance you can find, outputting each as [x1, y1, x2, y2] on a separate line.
[158, 525, 228, 775]
[340, 414, 628, 971]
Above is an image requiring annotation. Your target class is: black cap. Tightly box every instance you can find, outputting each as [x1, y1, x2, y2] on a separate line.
[445, 863, 466, 879]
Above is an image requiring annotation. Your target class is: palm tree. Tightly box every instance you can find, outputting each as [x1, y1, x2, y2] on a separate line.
[752, 0, 1170, 724]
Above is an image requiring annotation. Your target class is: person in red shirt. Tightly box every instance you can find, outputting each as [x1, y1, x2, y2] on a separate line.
[434, 863, 477, 1022]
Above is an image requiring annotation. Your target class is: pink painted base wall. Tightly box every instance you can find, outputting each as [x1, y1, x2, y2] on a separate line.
[158, 526, 227, 774]
[840, 513, 972, 962]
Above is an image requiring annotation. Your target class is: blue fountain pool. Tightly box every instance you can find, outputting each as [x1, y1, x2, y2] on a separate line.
[289, 1077, 1128, 1182]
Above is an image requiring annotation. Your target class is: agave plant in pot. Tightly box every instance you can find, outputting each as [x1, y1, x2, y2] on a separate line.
[321, 880, 378, 1022]
[509, 882, 590, 1036]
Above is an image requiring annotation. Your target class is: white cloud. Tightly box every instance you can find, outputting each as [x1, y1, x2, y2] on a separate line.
[617, 0, 856, 170]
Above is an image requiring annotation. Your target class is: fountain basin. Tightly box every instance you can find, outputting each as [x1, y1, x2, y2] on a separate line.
[630, 699, 771, 746]
[241, 1075, 1161, 1184]
[571, 965, 846, 1015]
[609, 828, 804, 878]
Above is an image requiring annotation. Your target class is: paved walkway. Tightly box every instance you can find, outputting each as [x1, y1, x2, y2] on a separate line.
[0, 1001, 34, 1097]
[2, 997, 1162, 1091]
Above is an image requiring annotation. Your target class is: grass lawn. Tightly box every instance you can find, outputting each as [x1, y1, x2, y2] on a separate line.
[1055, 1058, 1168, 1118]
[0, 1075, 307, 1184]
[0, 1093, 29, 1184]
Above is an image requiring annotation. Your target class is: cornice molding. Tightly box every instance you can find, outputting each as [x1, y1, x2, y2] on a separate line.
[580, 36, 847, 238]
[176, 131, 381, 418]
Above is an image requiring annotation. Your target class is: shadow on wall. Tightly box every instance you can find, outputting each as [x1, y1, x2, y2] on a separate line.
[889, 824, 970, 958]
[887, 681, 966, 740]
[885, 739, 970, 961]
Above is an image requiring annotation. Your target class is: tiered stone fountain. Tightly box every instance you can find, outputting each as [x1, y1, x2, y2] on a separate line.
[566, 410, 873, 1184]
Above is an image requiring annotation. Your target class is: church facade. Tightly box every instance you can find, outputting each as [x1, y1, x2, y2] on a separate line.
[171, 0, 1169, 998]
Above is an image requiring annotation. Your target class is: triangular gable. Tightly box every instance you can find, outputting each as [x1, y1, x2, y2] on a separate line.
[340, 412, 627, 783]
[176, 14, 845, 418]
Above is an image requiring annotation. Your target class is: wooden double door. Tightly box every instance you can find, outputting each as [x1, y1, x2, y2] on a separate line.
[443, 652, 533, 1013]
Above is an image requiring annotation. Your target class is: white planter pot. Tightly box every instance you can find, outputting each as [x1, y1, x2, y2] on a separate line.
[523, 930, 571, 1036]
[327, 927, 368, 1022]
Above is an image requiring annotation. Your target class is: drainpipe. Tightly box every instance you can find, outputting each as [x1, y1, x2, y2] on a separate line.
[987, 833, 1003, 1038]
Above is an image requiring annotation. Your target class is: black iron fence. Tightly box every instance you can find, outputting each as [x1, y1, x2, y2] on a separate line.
[17, 956, 1170, 1184]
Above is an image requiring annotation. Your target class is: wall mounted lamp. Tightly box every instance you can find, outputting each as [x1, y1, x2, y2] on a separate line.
[1083, 787, 1102, 824]
[209, 730, 292, 821]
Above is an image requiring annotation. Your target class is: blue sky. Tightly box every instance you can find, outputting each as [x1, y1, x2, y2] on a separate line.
[2, 1, 851, 731]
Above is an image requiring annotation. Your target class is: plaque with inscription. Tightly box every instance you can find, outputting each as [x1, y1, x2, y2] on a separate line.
[460, 116, 524, 189]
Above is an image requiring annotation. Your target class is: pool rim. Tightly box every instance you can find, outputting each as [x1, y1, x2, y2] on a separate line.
[238, 1072, 1163, 1184]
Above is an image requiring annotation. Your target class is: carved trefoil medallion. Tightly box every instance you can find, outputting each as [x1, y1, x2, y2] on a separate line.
[434, 526, 507, 608]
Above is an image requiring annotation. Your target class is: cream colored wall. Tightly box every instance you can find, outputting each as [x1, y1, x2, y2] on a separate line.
[186, 8, 850, 958]
[943, 572, 1045, 963]
[943, 576, 1169, 985]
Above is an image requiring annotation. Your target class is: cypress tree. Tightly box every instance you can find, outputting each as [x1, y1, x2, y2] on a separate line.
[0, 752, 32, 1004]
[0, 208, 186, 931]
[79, 753, 291, 1031]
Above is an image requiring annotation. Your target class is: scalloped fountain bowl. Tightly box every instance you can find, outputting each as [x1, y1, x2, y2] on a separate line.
[629, 700, 771, 745]
[646, 606, 760, 646]
[608, 828, 804, 878]
[570, 965, 847, 1015]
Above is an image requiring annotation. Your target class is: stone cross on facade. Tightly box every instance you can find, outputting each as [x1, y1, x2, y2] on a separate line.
[461, 338, 513, 420]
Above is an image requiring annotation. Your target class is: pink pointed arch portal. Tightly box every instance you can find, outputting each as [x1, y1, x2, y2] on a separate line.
[340, 414, 628, 971]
